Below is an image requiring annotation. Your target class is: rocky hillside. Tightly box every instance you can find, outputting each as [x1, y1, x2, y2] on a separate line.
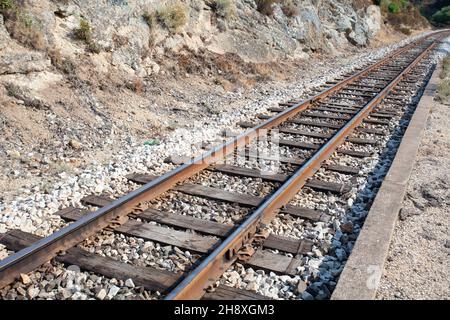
[1, 0, 382, 71]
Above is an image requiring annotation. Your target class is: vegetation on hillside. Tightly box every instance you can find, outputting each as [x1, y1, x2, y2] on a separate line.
[74, 19, 101, 53]
[0, 0, 13, 10]
[143, 2, 188, 33]
[254, 0, 299, 17]
[438, 57, 450, 105]
[373, 0, 429, 34]
[440, 57, 450, 80]
[406, 0, 450, 26]
[207, 0, 234, 19]
[156, 2, 188, 32]
[431, 6, 450, 26]
[0, 0, 46, 50]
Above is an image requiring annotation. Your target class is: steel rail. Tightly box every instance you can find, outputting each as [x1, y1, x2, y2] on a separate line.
[165, 37, 441, 300]
[0, 31, 445, 289]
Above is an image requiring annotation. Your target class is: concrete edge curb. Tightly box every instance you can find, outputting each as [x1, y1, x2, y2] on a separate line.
[330, 62, 442, 300]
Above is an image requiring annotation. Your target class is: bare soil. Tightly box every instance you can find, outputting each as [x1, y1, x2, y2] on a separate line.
[376, 87, 450, 300]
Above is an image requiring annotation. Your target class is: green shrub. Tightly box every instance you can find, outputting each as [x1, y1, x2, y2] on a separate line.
[74, 19, 92, 42]
[74, 19, 101, 54]
[432, 6, 450, 25]
[156, 3, 188, 32]
[377, 0, 390, 13]
[399, 0, 409, 9]
[388, 3, 400, 13]
[0, 0, 13, 11]
[382, 1, 428, 29]
[379, 0, 410, 14]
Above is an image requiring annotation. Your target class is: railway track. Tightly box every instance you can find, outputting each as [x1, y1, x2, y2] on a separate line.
[0, 31, 448, 300]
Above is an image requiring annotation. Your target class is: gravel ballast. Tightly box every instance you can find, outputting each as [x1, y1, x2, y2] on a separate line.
[0, 32, 443, 300]
[376, 67, 450, 300]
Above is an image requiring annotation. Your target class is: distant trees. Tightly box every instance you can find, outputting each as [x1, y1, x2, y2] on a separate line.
[431, 6, 450, 25]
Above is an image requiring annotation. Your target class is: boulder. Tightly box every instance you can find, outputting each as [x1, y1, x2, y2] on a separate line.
[346, 21, 369, 46]
[336, 15, 354, 32]
[365, 5, 382, 38]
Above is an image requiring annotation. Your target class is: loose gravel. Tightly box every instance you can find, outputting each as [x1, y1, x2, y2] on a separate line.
[214, 42, 443, 299]
[377, 46, 450, 300]
[0, 32, 442, 300]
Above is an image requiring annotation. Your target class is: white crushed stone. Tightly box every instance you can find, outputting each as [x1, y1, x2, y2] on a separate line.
[0, 32, 441, 300]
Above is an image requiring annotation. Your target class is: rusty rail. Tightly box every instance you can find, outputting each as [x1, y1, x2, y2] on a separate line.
[0, 31, 446, 291]
[164, 36, 444, 299]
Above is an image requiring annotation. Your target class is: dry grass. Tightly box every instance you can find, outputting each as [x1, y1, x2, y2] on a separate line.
[112, 33, 129, 48]
[142, 12, 158, 50]
[437, 81, 450, 105]
[386, 9, 429, 29]
[1, 2, 46, 50]
[47, 48, 62, 66]
[74, 19, 100, 53]
[156, 2, 188, 32]
[440, 56, 450, 79]
[398, 26, 412, 35]
[0, 0, 86, 70]
[353, 0, 375, 10]
[143, 2, 188, 33]
[9, 21, 45, 50]
[254, 0, 299, 18]
[49, 162, 75, 175]
[125, 77, 144, 93]
[74, 19, 92, 42]
[208, 0, 234, 19]
[5, 83, 49, 109]
[281, 0, 299, 17]
[437, 57, 450, 105]
[87, 41, 100, 54]
[143, 11, 156, 28]
[133, 77, 143, 94]
[45, 49, 76, 75]
[167, 49, 285, 92]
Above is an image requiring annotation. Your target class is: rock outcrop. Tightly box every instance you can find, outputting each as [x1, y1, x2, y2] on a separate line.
[0, 0, 382, 79]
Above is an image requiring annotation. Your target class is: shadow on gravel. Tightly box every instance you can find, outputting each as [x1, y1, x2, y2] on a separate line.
[303, 63, 437, 300]
[435, 40, 450, 56]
